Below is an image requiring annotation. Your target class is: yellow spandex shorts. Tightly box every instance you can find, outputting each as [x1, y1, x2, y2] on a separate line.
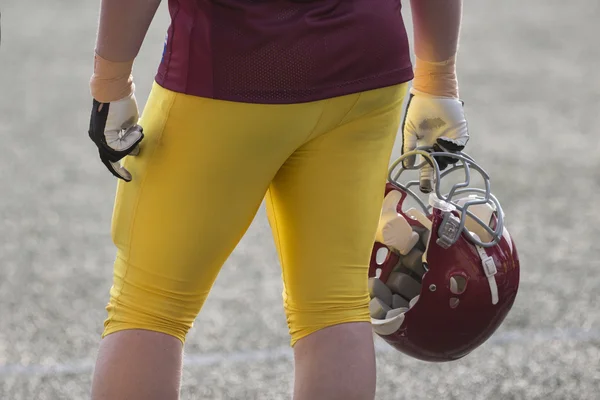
[104, 82, 408, 346]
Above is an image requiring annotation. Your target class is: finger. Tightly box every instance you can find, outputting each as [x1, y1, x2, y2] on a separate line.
[122, 124, 144, 148]
[433, 140, 464, 171]
[419, 162, 434, 193]
[129, 144, 141, 157]
[402, 129, 417, 168]
[402, 138, 417, 168]
[110, 160, 133, 182]
[436, 157, 449, 171]
[100, 151, 132, 182]
[401, 94, 418, 168]
[104, 125, 144, 153]
[437, 136, 467, 152]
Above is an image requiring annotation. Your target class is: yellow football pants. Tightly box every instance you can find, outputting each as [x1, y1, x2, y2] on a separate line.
[104, 81, 408, 346]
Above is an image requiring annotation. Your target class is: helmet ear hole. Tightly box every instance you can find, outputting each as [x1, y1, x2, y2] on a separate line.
[449, 275, 467, 295]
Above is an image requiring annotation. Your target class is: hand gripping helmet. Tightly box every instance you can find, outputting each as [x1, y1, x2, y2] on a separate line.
[368, 148, 520, 362]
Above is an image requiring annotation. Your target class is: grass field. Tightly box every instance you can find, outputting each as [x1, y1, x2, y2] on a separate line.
[1, 1, 599, 399]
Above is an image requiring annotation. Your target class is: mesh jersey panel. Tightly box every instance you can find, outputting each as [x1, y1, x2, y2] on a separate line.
[156, 0, 413, 104]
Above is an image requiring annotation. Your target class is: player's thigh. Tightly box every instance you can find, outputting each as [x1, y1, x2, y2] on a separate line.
[107, 83, 314, 337]
[267, 83, 408, 342]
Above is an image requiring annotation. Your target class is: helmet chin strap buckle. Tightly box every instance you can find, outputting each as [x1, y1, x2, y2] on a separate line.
[430, 193, 462, 249]
[481, 256, 498, 277]
[436, 212, 461, 249]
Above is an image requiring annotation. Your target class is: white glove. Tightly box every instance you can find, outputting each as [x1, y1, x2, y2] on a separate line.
[401, 88, 469, 193]
[88, 93, 143, 181]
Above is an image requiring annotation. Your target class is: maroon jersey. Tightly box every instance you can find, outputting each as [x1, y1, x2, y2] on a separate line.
[156, 0, 413, 104]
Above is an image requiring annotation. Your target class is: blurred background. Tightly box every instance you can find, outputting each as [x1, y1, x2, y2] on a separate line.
[1, 0, 599, 399]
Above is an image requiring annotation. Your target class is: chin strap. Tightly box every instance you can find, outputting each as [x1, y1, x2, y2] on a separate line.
[472, 233, 499, 305]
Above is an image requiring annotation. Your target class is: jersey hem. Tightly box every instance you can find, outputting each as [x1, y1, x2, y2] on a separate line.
[155, 66, 414, 105]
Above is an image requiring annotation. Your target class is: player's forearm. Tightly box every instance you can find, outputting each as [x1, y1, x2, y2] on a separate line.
[91, 0, 161, 102]
[410, 0, 462, 62]
[96, 0, 161, 62]
[409, 0, 462, 98]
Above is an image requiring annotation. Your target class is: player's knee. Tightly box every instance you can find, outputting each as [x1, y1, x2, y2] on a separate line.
[102, 262, 203, 344]
[103, 299, 194, 345]
[286, 294, 371, 346]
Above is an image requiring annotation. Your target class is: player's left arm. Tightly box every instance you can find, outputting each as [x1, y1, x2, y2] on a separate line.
[88, 0, 161, 182]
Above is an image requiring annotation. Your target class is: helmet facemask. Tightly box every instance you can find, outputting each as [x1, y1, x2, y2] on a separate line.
[368, 147, 520, 361]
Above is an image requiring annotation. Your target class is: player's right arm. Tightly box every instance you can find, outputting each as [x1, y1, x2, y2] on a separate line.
[88, 0, 161, 182]
[402, 0, 469, 192]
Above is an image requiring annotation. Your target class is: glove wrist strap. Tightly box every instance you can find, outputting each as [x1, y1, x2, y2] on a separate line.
[90, 53, 134, 103]
[412, 55, 459, 99]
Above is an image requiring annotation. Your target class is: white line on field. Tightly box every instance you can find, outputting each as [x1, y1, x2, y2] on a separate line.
[0, 328, 598, 377]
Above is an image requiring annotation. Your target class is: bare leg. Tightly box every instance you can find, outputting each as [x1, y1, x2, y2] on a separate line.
[90, 330, 183, 400]
[293, 322, 377, 400]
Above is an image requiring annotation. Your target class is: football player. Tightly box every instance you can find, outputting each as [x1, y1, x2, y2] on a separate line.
[88, 1, 469, 399]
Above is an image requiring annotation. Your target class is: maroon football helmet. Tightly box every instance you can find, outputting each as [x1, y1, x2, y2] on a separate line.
[368, 148, 520, 362]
